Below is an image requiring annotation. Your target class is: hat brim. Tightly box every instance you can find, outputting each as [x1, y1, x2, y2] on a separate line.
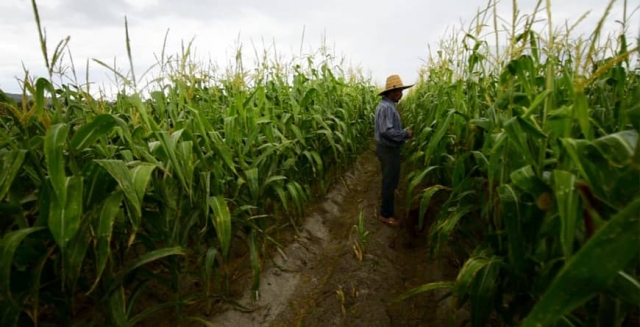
[378, 84, 414, 96]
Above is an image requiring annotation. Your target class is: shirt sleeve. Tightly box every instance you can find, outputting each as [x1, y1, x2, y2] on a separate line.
[379, 105, 407, 144]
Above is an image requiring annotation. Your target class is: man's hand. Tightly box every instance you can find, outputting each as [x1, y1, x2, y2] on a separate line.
[406, 129, 414, 138]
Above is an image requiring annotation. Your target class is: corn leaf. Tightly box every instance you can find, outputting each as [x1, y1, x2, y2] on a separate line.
[588, 130, 637, 167]
[125, 247, 185, 275]
[44, 123, 70, 204]
[248, 229, 261, 300]
[95, 160, 140, 218]
[418, 184, 447, 229]
[395, 281, 455, 302]
[553, 170, 579, 260]
[90, 190, 123, 293]
[48, 176, 83, 249]
[0, 149, 27, 200]
[522, 197, 640, 327]
[606, 271, 640, 307]
[0, 227, 45, 298]
[208, 196, 232, 258]
[70, 114, 118, 151]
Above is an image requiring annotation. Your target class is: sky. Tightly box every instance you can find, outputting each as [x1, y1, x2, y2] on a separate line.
[1, 0, 638, 96]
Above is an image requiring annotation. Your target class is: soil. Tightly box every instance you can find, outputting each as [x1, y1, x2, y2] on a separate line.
[205, 143, 467, 327]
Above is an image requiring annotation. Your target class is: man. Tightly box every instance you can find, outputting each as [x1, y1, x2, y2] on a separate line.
[374, 74, 413, 228]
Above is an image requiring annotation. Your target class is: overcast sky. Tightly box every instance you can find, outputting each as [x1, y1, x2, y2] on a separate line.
[1, 0, 638, 96]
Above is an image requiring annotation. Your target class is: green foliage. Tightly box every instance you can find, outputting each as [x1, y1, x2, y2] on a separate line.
[0, 1, 378, 325]
[398, 0, 640, 326]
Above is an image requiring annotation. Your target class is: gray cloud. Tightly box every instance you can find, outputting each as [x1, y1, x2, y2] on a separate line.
[1, 0, 637, 94]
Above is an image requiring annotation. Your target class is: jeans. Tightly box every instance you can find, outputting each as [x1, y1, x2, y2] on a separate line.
[376, 143, 401, 218]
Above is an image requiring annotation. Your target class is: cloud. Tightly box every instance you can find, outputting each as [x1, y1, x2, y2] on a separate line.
[0, 0, 637, 94]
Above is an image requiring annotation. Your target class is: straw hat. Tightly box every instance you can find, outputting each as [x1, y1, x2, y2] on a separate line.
[379, 74, 414, 95]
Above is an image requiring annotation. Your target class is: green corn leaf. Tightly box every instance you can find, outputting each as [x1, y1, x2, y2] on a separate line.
[309, 150, 323, 174]
[248, 229, 261, 300]
[34, 78, 54, 119]
[273, 184, 289, 212]
[89, 190, 123, 294]
[521, 198, 640, 327]
[558, 138, 606, 197]
[498, 184, 525, 271]
[286, 182, 305, 214]
[406, 165, 438, 211]
[469, 118, 493, 131]
[130, 164, 156, 203]
[588, 130, 637, 167]
[435, 205, 474, 253]
[95, 160, 139, 218]
[573, 89, 593, 140]
[108, 286, 129, 327]
[517, 116, 548, 139]
[299, 87, 317, 108]
[425, 112, 453, 165]
[125, 247, 185, 276]
[418, 184, 447, 229]
[209, 196, 232, 258]
[0, 149, 27, 200]
[553, 170, 579, 260]
[0, 227, 45, 298]
[44, 123, 70, 204]
[157, 131, 189, 192]
[204, 247, 218, 294]
[48, 176, 83, 250]
[200, 172, 211, 216]
[510, 165, 551, 196]
[469, 256, 501, 327]
[606, 271, 640, 307]
[264, 175, 287, 190]
[456, 255, 494, 298]
[65, 217, 92, 293]
[522, 89, 553, 119]
[504, 116, 535, 164]
[70, 114, 118, 151]
[395, 281, 454, 302]
[208, 132, 237, 174]
[243, 168, 260, 201]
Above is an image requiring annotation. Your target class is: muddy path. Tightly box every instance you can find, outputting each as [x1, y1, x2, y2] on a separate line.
[209, 143, 466, 327]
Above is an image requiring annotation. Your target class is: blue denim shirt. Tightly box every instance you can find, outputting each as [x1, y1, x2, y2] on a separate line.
[374, 96, 408, 147]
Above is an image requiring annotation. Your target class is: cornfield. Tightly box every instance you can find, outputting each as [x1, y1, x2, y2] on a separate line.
[399, 0, 640, 326]
[0, 1, 377, 326]
[2, 0, 639, 326]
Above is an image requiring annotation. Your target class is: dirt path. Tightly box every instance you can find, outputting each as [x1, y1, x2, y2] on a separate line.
[209, 143, 466, 326]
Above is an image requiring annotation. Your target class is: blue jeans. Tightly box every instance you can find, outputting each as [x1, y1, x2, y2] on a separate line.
[376, 143, 401, 218]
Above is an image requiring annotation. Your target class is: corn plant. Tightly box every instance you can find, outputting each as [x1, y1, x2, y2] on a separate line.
[398, 0, 640, 326]
[0, 1, 378, 325]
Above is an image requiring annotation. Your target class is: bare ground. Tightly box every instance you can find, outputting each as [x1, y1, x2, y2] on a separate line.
[208, 143, 467, 327]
